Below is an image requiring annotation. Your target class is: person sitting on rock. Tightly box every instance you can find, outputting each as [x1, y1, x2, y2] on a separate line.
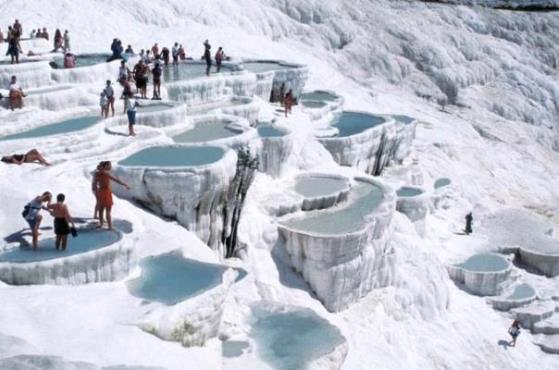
[1, 149, 51, 166]
[8, 75, 25, 110]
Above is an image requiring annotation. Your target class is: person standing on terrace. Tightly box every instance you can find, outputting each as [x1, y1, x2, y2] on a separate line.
[93, 161, 130, 230]
[203, 40, 212, 76]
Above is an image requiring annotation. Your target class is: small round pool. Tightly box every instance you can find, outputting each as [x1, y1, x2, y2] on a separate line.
[0, 229, 121, 263]
[434, 178, 451, 189]
[250, 305, 345, 370]
[300, 91, 338, 102]
[329, 112, 386, 137]
[127, 251, 227, 305]
[172, 121, 241, 144]
[0, 115, 100, 141]
[456, 253, 510, 273]
[397, 186, 424, 197]
[163, 63, 233, 82]
[257, 125, 287, 138]
[283, 180, 384, 235]
[506, 283, 536, 300]
[118, 146, 225, 167]
[137, 103, 177, 113]
[293, 175, 349, 198]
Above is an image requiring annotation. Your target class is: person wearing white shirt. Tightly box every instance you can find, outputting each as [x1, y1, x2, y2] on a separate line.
[125, 98, 140, 136]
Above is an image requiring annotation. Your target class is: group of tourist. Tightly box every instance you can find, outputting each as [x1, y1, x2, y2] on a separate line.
[29, 27, 50, 40]
[3, 19, 24, 64]
[15, 160, 130, 252]
[52, 29, 70, 53]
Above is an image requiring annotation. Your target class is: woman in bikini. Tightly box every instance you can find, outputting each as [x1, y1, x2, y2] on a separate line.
[93, 161, 130, 229]
[1, 149, 51, 166]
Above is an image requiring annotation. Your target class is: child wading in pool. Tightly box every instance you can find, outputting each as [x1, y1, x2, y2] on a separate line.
[48, 193, 75, 251]
[93, 161, 130, 230]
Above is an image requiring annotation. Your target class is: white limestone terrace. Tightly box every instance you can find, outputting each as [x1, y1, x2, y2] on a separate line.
[481, 208, 559, 277]
[224, 302, 348, 370]
[290, 172, 352, 211]
[235, 59, 309, 102]
[113, 145, 237, 256]
[317, 111, 416, 175]
[0, 52, 124, 89]
[187, 95, 261, 125]
[447, 253, 512, 296]
[0, 84, 98, 111]
[126, 250, 239, 347]
[488, 283, 538, 311]
[300, 89, 345, 123]
[256, 122, 294, 178]
[0, 226, 134, 285]
[396, 186, 430, 223]
[167, 113, 256, 149]
[104, 100, 188, 133]
[278, 176, 396, 312]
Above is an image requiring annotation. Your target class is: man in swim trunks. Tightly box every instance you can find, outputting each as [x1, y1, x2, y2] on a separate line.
[133, 60, 148, 99]
[102, 80, 115, 117]
[23, 192, 52, 250]
[93, 161, 130, 230]
[8, 75, 25, 110]
[48, 193, 75, 251]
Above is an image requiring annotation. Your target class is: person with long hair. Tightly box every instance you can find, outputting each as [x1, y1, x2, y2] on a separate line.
[1, 149, 50, 166]
[93, 161, 130, 229]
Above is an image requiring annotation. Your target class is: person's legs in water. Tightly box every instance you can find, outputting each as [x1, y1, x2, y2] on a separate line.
[93, 190, 99, 219]
[206, 62, 211, 76]
[106, 205, 113, 230]
[98, 206, 105, 228]
[61, 234, 68, 251]
[127, 109, 136, 136]
[55, 234, 62, 250]
[31, 214, 43, 250]
[109, 97, 115, 117]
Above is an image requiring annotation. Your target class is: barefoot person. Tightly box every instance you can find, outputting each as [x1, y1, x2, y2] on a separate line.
[1, 149, 51, 166]
[215, 47, 225, 73]
[22, 192, 52, 250]
[125, 98, 140, 136]
[103, 80, 115, 117]
[8, 75, 25, 110]
[48, 193, 75, 251]
[508, 320, 521, 347]
[99, 92, 109, 118]
[92, 162, 103, 219]
[284, 89, 294, 117]
[93, 161, 130, 229]
[151, 61, 161, 99]
[203, 40, 212, 76]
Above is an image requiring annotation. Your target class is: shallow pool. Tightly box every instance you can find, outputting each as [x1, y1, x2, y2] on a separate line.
[294, 176, 348, 198]
[172, 122, 240, 143]
[283, 180, 383, 235]
[126, 251, 226, 305]
[506, 284, 536, 300]
[392, 115, 416, 125]
[137, 103, 176, 113]
[434, 178, 451, 189]
[242, 61, 294, 73]
[51, 53, 110, 68]
[222, 340, 250, 358]
[397, 187, 424, 197]
[330, 112, 386, 137]
[0, 229, 121, 263]
[301, 101, 327, 109]
[250, 306, 345, 370]
[300, 91, 338, 102]
[0, 115, 99, 141]
[456, 253, 510, 272]
[118, 145, 225, 167]
[257, 125, 287, 138]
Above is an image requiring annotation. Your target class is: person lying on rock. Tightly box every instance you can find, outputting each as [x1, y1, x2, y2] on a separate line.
[1, 149, 51, 166]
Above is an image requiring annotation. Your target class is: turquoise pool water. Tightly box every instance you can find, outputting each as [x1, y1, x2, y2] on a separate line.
[397, 187, 424, 197]
[118, 146, 225, 167]
[126, 251, 226, 305]
[222, 341, 250, 358]
[392, 115, 416, 125]
[172, 122, 240, 143]
[283, 180, 384, 235]
[0, 115, 99, 141]
[137, 103, 176, 113]
[457, 253, 510, 272]
[301, 101, 327, 109]
[51, 53, 110, 68]
[294, 176, 348, 198]
[0, 229, 121, 263]
[163, 63, 232, 82]
[330, 112, 386, 137]
[257, 125, 286, 138]
[250, 306, 345, 370]
[300, 91, 338, 102]
[434, 178, 451, 189]
[242, 61, 294, 73]
[506, 284, 536, 300]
